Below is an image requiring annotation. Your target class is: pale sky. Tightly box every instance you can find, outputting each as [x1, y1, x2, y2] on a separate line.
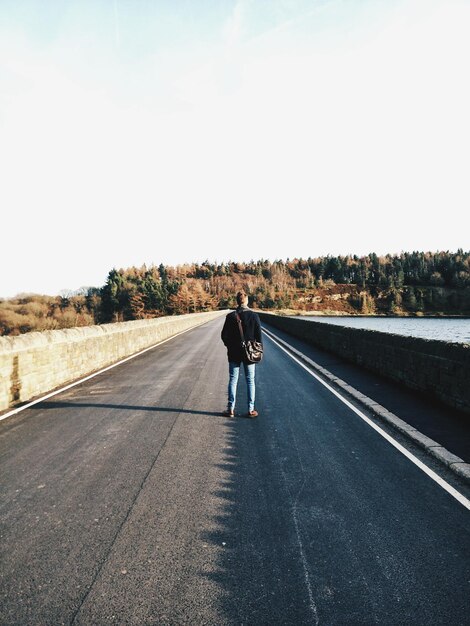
[1, 0, 469, 297]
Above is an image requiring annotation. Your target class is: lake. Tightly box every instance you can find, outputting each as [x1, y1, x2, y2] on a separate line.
[297, 316, 470, 345]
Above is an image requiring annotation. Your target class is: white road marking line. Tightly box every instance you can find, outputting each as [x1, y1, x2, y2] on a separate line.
[263, 329, 470, 511]
[0, 325, 198, 423]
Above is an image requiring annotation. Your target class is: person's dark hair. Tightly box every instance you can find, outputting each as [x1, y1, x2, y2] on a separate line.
[236, 291, 248, 306]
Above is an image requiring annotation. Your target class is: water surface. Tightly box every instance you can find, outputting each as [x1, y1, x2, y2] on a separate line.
[298, 316, 470, 344]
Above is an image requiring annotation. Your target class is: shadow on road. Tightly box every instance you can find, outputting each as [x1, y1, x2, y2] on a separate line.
[39, 401, 223, 418]
[196, 409, 318, 625]
[192, 377, 470, 626]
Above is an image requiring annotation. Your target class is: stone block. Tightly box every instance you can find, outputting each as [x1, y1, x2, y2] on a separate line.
[449, 463, 470, 483]
[429, 447, 465, 467]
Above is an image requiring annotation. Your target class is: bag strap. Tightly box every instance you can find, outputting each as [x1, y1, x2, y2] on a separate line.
[235, 312, 246, 345]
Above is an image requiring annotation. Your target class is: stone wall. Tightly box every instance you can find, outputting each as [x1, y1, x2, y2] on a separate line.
[0, 311, 225, 412]
[259, 313, 470, 414]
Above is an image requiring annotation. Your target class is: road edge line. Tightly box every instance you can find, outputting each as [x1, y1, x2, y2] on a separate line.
[262, 326, 470, 488]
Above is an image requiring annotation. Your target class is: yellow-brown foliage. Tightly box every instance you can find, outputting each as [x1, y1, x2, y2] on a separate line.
[0, 295, 95, 336]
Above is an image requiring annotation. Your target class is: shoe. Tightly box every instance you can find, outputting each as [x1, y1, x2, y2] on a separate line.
[246, 410, 258, 418]
[222, 409, 234, 417]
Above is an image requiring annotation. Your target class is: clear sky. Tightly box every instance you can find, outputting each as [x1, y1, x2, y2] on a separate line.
[1, 0, 469, 297]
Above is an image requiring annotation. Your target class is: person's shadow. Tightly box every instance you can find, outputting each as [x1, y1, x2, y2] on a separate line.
[39, 401, 224, 417]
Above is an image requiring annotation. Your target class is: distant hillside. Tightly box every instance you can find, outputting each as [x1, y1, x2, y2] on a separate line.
[1, 251, 469, 335]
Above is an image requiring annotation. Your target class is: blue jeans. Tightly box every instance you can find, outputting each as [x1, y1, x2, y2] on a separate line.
[228, 361, 256, 412]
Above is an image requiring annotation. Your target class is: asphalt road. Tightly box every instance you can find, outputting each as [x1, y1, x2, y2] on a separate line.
[0, 317, 469, 625]
[260, 322, 470, 463]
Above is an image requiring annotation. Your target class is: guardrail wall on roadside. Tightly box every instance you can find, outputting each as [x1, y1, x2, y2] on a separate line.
[0, 311, 226, 412]
[259, 313, 470, 415]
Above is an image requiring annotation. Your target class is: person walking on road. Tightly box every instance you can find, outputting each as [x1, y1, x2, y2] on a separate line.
[221, 291, 263, 418]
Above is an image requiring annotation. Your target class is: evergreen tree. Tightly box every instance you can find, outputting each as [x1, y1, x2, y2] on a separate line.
[100, 269, 124, 322]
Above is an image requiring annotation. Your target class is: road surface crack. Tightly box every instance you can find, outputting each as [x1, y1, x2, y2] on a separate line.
[69, 363, 208, 625]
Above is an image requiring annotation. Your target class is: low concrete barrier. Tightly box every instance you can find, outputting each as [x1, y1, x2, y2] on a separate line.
[0, 311, 225, 412]
[259, 313, 470, 415]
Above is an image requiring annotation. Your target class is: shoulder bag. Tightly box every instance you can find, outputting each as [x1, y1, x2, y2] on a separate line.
[235, 312, 263, 363]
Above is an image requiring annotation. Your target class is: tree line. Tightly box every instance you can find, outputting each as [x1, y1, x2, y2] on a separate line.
[1, 250, 469, 335]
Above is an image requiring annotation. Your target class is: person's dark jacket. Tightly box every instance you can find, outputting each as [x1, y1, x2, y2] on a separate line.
[221, 306, 263, 364]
